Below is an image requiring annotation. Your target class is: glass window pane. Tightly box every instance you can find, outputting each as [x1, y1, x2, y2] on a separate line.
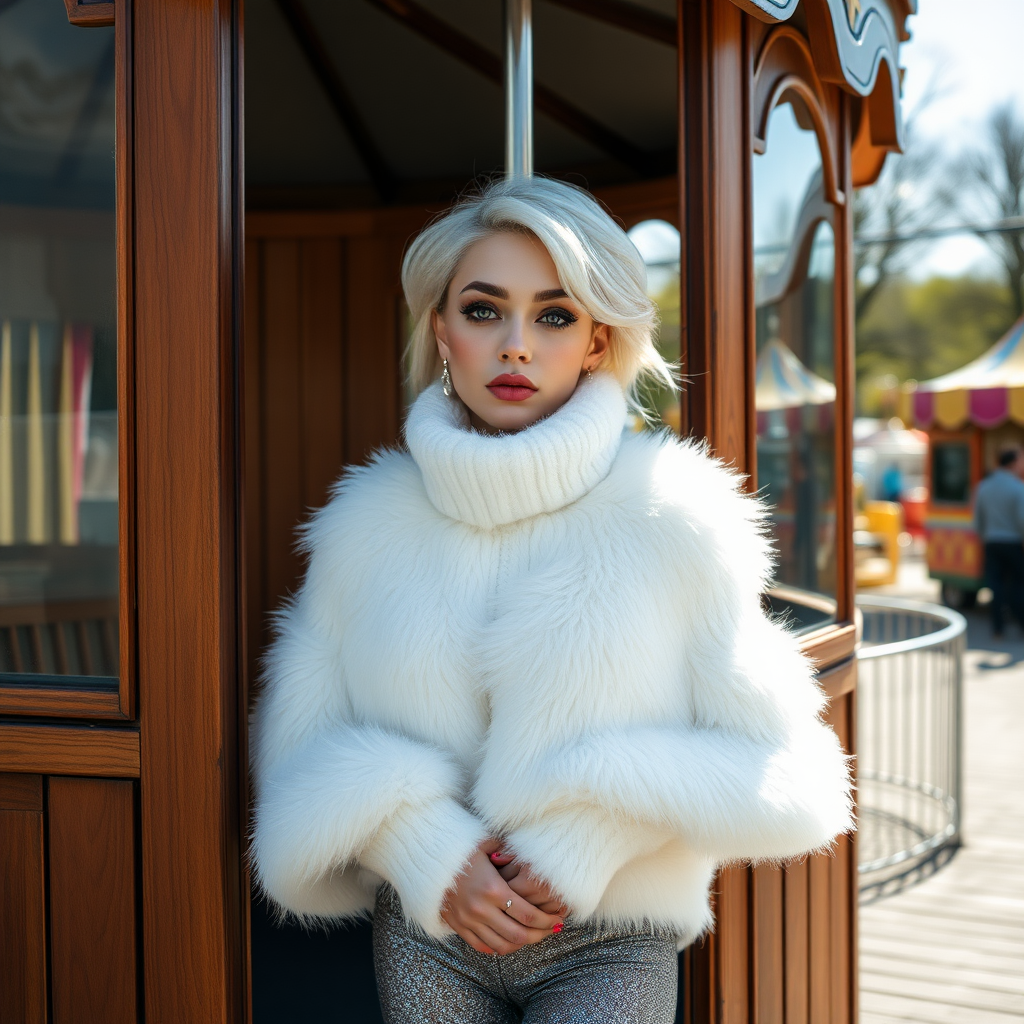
[932, 442, 971, 505]
[753, 98, 837, 631]
[627, 219, 680, 433]
[0, 0, 117, 682]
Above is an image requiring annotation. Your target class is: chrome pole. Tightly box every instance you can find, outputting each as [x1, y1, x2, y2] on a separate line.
[504, 0, 533, 178]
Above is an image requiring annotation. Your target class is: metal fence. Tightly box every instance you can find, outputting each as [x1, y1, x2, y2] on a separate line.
[855, 595, 966, 902]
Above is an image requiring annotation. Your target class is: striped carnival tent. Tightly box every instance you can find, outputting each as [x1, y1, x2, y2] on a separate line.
[901, 315, 1024, 429]
[755, 337, 836, 436]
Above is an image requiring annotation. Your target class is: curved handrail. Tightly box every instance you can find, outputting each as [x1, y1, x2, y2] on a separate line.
[854, 593, 966, 898]
[855, 594, 967, 659]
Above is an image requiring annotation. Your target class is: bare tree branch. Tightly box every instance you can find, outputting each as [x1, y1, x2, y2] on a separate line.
[947, 101, 1024, 318]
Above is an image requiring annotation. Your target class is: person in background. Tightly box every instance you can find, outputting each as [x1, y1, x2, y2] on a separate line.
[973, 446, 1024, 637]
[881, 462, 904, 504]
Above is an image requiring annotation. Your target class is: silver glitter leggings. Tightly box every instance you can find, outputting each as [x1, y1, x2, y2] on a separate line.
[372, 884, 678, 1024]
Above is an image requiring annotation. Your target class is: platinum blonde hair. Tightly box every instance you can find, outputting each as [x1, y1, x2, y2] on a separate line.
[401, 176, 677, 412]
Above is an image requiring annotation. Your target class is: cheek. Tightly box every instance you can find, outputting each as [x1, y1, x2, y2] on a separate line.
[443, 322, 490, 366]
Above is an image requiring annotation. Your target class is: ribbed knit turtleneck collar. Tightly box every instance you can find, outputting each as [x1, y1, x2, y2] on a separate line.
[404, 373, 628, 529]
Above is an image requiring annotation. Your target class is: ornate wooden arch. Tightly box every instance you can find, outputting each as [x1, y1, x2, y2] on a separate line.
[752, 26, 845, 207]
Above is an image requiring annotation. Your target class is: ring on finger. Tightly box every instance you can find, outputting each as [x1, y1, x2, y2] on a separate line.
[504, 900, 513, 910]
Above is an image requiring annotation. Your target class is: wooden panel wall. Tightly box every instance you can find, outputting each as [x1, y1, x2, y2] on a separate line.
[0, 773, 137, 1024]
[243, 221, 409, 685]
[0, 774, 46, 1024]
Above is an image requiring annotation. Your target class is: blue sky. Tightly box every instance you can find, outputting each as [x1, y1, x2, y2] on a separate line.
[900, 0, 1024, 277]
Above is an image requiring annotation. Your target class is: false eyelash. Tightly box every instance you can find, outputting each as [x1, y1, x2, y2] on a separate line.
[538, 307, 578, 328]
[460, 301, 501, 321]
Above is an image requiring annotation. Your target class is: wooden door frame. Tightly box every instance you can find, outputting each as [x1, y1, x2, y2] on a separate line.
[130, 0, 248, 1018]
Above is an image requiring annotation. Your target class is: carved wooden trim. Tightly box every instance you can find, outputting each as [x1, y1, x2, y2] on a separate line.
[728, 0, 800, 23]
[752, 27, 845, 206]
[63, 0, 114, 28]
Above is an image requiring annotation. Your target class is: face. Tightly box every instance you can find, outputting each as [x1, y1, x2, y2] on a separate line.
[432, 231, 610, 433]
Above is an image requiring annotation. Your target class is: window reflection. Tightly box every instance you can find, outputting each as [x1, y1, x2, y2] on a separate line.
[627, 219, 680, 432]
[0, 0, 117, 681]
[753, 98, 837, 631]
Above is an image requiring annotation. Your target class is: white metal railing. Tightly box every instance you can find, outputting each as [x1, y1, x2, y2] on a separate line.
[855, 595, 966, 902]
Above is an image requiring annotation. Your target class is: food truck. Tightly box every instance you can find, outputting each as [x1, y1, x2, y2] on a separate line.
[901, 315, 1024, 607]
[0, 0, 913, 1020]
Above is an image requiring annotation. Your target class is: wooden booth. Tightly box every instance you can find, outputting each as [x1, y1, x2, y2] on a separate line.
[901, 314, 1024, 607]
[0, 0, 912, 1021]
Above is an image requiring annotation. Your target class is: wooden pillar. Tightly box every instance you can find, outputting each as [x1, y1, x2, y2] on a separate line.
[678, 3, 753, 1018]
[133, 0, 246, 1017]
[677, 3, 858, 1022]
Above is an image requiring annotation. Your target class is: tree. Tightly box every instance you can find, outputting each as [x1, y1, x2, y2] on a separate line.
[855, 274, 1015, 415]
[854, 87, 949, 328]
[949, 102, 1024, 319]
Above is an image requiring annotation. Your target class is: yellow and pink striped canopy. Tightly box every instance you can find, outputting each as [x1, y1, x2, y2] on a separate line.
[902, 316, 1024, 430]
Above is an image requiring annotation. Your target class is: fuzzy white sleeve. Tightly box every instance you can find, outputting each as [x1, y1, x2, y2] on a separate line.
[489, 605, 851, 878]
[250, 590, 486, 937]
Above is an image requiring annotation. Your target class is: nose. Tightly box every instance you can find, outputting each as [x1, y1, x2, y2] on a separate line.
[498, 317, 531, 364]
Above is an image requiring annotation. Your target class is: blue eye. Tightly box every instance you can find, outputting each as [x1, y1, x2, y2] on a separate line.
[460, 302, 500, 322]
[537, 308, 578, 329]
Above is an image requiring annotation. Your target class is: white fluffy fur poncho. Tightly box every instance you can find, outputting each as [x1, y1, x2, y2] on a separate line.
[250, 373, 853, 946]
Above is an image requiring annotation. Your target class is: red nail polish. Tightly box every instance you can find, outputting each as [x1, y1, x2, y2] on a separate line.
[552, 922, 563, 934]
[489, 851, 502, 861]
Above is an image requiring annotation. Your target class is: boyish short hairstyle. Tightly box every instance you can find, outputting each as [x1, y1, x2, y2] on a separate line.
[401, 175, 677, 414]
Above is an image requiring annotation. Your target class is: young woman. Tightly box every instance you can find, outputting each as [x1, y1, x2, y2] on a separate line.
[250, 176, 852, 1023]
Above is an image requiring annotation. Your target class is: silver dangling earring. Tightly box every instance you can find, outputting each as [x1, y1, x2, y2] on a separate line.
[442, 358, 453, 397]
[585, 367, 593, 381]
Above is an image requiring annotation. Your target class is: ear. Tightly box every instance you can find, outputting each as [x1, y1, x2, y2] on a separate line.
[584, 323, 611, 372]
[431, 309, 451, 362]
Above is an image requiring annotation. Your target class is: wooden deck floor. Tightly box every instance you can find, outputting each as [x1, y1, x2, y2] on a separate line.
[859, 602, 1024, 1024]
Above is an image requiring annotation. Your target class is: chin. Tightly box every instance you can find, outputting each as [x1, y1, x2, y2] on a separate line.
[472, 396, 552, 433]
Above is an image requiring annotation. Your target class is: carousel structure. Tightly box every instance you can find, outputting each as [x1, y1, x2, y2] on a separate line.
[0, 1, 915, 1021]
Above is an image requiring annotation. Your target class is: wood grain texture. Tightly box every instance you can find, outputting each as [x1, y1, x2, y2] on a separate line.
[243, 236, 265, 696]
[344, 234, 403, 465]
[783, 858, 810, 1024]
[827, 694, 853, 1023]
[63, 0, 114, 28]
[0, 724, 139, 777]
[835, 92, 857, 629]
[0, 685, 124, 718]
[0, 797, 46, 1024]
[818, 657, 855, 699]
[808, 850, 832, 1022]
[260, 239, 306, 614]
[677, 0, 712, 443]
[116, 0, 136, 719]
[133, 0, 245, 1017]
[752, 865, 785, 1023]
[800, 622, 857, 670]
[716, 865, 751, 1024]
[0, 773, 43, 811]
[300, 239, 345, 512]
[48, 777, 137, 1024]
[708, 0, 748, 472]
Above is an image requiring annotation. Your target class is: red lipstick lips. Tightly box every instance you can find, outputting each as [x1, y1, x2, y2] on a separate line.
[486, 373, 537, 402]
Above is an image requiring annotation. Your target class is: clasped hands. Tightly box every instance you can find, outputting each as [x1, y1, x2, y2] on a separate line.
[440, 838, 569, 956]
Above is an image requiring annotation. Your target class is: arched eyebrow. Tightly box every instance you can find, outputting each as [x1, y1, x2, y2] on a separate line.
[459, 280, 568, 303]
[460, 281, 508, 299]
